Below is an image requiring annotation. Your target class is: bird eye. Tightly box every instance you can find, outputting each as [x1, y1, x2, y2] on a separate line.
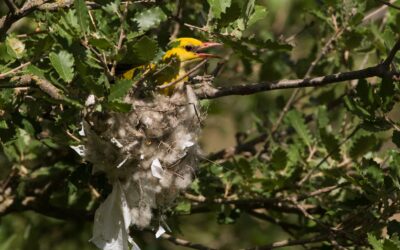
[185, 45, 194, 51]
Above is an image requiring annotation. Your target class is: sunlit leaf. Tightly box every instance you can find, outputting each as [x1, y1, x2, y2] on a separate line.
[134, 7, 167, 31]
[368, 233, 383, 250]
[208, 0, 232, 19]
[74, 0, 90, 34]
[247, 5, 267, 26]
[108, 79, 134, 101]
[49, 51, 75, 83]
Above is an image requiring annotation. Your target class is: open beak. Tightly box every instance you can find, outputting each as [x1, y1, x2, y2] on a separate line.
[197, 41, 222, 58]
[199, 42, 223, 50]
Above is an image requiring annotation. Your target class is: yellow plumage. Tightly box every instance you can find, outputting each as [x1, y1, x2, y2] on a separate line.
[121, 37, 221, 95]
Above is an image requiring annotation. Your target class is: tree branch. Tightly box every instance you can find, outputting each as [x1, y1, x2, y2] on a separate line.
[0, 0, 100, 38]
[383, 37, 400, 67]
[184, 193, 323, 215]
[0, 0, 49, 38]
[0, 62, 31, 79]
[376, 0, 400, 11]
[243, 235, 328, 250]
[247, 210, 302, 231]
[158, 59, 208, 89]
[161, 233, 217, 250]
[4, 0, 19, 14]
[196, 64, 396, 99]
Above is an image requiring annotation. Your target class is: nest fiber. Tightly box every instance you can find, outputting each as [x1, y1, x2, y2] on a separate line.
[82, 87, 201, 250]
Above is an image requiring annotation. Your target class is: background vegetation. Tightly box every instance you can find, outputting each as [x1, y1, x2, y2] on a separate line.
[1, 0, 400, 249]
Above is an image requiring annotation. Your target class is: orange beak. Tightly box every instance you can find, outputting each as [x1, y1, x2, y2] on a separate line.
[197, 41, 222, 58]
[200, 42, 223, 49]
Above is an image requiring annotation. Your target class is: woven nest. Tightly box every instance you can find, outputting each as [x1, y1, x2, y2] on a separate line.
[83, 86, 202, 248]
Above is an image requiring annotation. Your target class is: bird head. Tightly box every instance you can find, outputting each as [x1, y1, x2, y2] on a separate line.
[163, 37, 222, 62]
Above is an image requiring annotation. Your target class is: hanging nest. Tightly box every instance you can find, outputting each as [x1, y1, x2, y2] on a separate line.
[81, 86, 203, 249]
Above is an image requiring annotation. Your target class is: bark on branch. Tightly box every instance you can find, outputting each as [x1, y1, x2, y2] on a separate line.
[196, 64, 398, 99]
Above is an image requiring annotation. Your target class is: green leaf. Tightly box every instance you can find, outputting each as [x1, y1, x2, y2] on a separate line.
[310, 9, 333, 29]
[107, 100, 132, 112]
[0, 120, 8, 129]
[6, 36, 25, 59]
[102, 1, 120, 15]
[392, 130, 400, 148]
[134, 7, 167, 31]
[51, 9, 80, 45]
[242, 0, 255, 23]
[356, 79, 375, 107]
[361, 119, 391, 132]
[242, 36, 292, 51]
[89, 37, 113, 50]
[0, 42, 14, 62]
[383, 239, 400, 250]
[49, 51, 75, 83]
[132, 36, 159, 63]
[25, 64, 46, 78]
[217, 206, 240, 224]
[343, 30, 363, 49]
[344, 95, 372, 118]
[368, 233, 383, 250]
[319, 129, 341, 161]
[317, 106, 329, 129]
[361, 159, 384, 186]
[120, 36, 159, 65]
[175, 200, 191, 214]
[237, 158, 253, 178]
[219, 36, 262, 62]
[349, 134, 377, 159]
[247, 5, 268, 26]
[218, 1, 242, 28]
[380, 77, 395, 112]
[0, 234, 18, 250]
[108, 79, 134, 101]
[208, 0, 232, 19]
[270, 148, 288, 170]
[388, 220, 400, 237]
[74, 0, 90, 34]
[285, 110, 312, 147]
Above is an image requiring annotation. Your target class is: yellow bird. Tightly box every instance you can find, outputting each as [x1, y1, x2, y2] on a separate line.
[122, 37, 221, 95]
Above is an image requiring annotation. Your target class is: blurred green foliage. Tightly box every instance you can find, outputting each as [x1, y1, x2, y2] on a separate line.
[1, 0, 400, 249]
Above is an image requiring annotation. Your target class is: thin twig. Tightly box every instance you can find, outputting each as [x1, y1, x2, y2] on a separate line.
[298, 126, 360, 186]
[196, 64, 395, 99]
[170, 0, 182, 40]
[0, 62, 31, 79]
[111, 2, 129, 76]
[376, 0, 400, 11]
[185, 193, 321, 215]
[0, 0, 51, 37]
[243, 235, 328, 250]
[161, 232, 217, 250]
[297, 183, 349, 201]
[383, 37, 400, 67]
[4, 0, 19, 14]
[247, 210, 301, 231]
[157, 59, 208, 89]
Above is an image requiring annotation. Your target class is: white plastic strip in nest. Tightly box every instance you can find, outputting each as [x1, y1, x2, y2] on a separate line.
[70, 145, 86, 157]
[116, 157, 129, 169]
[92, 181, 141, 250]
[178, 134, 194, 150]
[155, 225, 166, 239]
[150, 159, 164, 179]
[85, 94, 96, 106]
[78, 122, 86, 136]
[111, 138, 124, 148]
